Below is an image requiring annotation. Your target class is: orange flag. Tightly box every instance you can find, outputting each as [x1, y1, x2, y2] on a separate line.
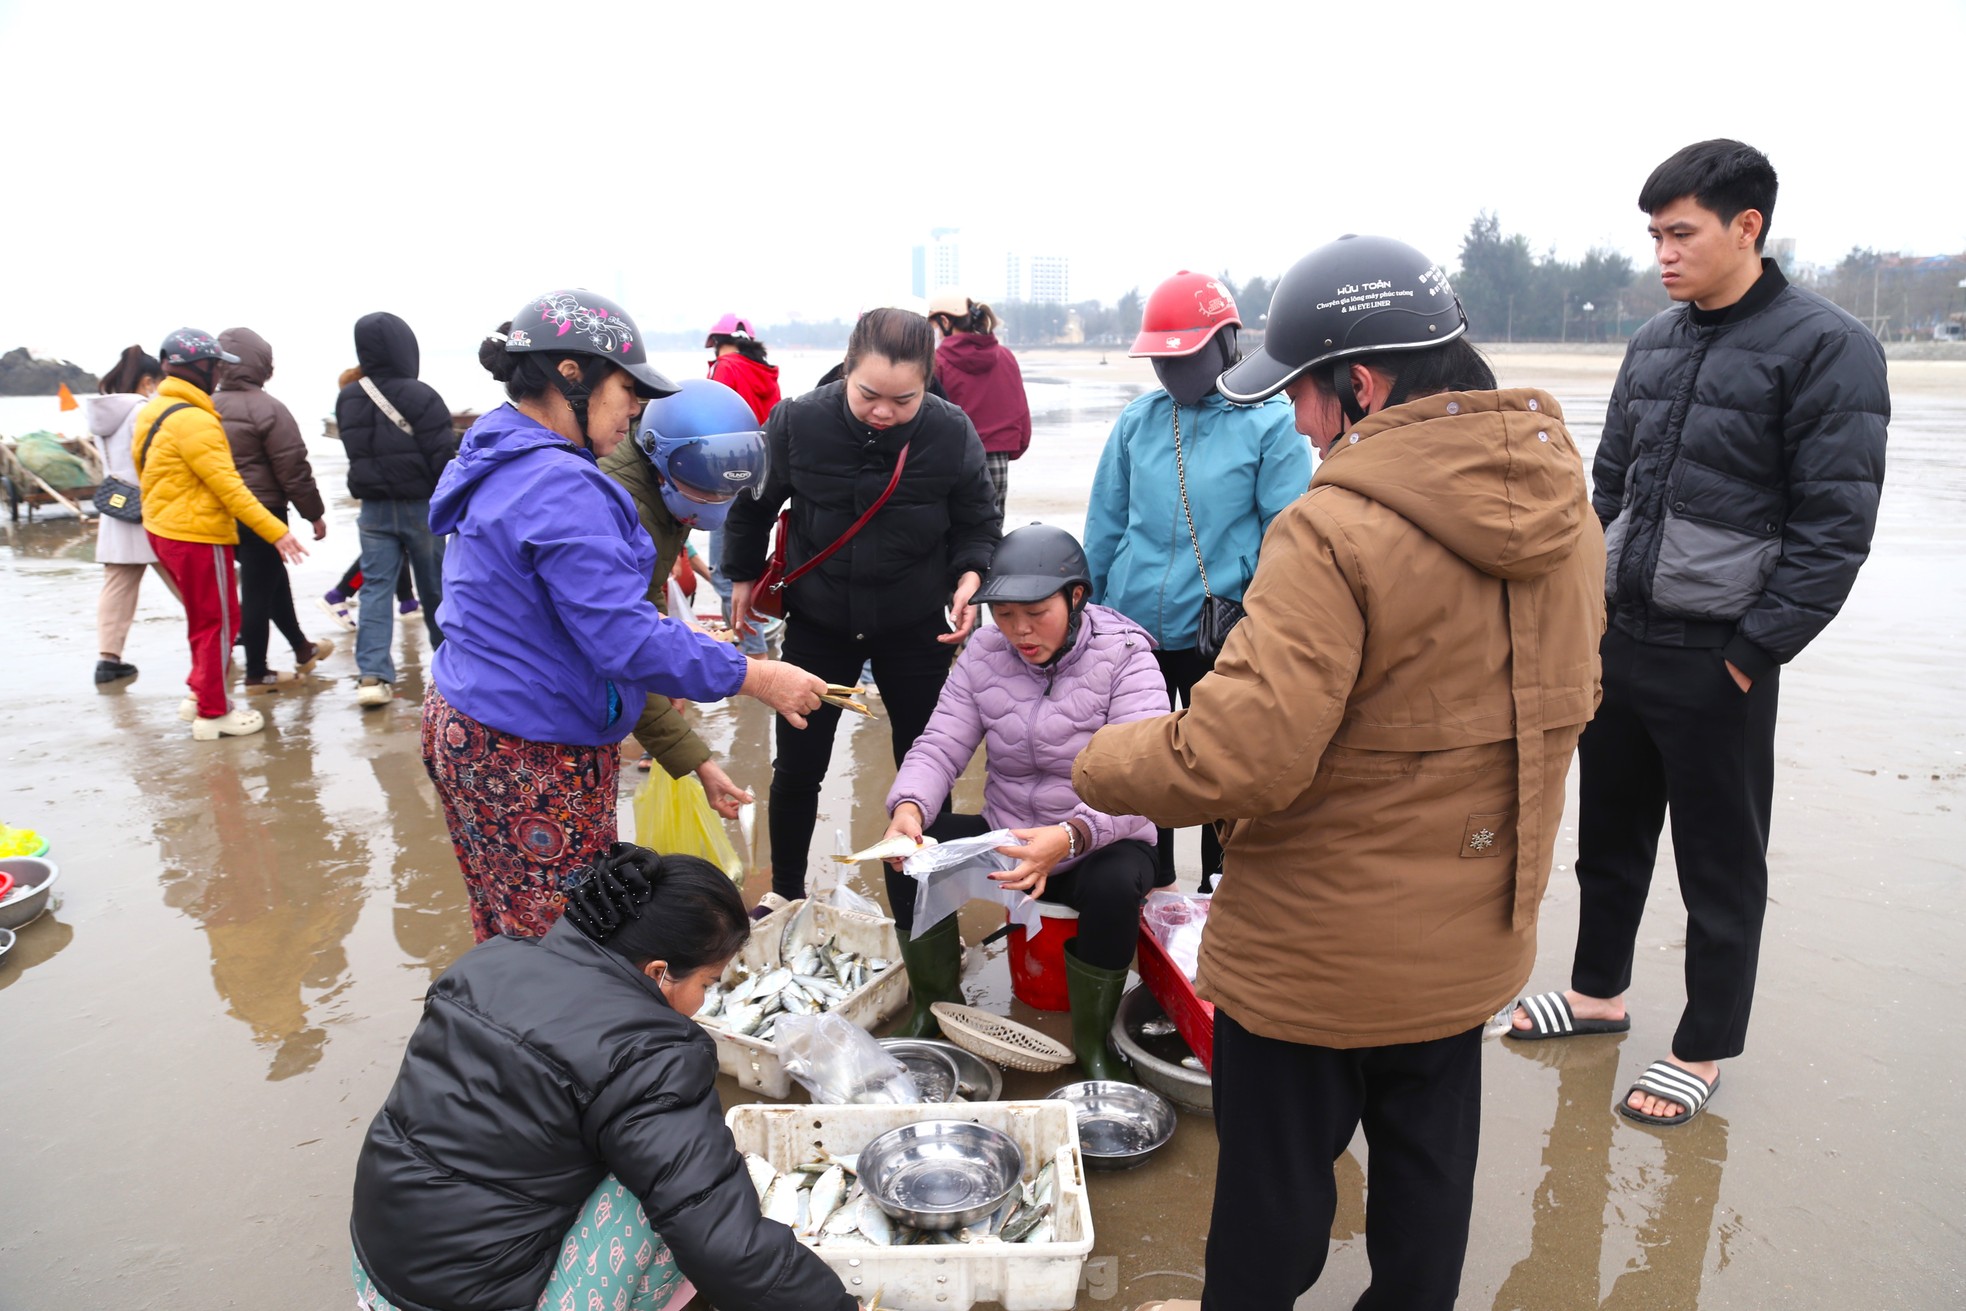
[58, 382, 78, 411]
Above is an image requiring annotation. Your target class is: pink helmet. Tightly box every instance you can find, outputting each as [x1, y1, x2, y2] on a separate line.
[704, 313, 757, 347]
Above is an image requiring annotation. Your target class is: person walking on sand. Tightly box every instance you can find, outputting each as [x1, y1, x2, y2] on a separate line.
[1508, 140, 1889, 1128]
[425, 290, 827, 942]
[85, 345, 179, 686]
[928, 289, 1030, 521]
[213, 327, 335, 690]
[133, 327, 309, 740]
[598, 378, 768, 809]
[1073, 236, 1605, 1311]
[721, 308, 1001, 903]
[1082, 270, 1309, 892]
[334, 312, 455, 709]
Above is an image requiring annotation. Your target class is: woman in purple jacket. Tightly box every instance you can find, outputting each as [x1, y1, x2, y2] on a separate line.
[879, 525, 1168, 1077]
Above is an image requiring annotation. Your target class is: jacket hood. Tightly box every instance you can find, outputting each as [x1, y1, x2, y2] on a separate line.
[1314, 389, 1585, 581]
[429, 403, 579, 533]
[937, 331, 1007, 376]
[354, 312, 420, 380]
[216, 327, 273, 391]
[713, 351, 778, 384]
[85, 392, 144, 437]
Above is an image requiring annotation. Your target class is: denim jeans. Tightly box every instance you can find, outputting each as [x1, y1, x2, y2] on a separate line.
[706, 527, 767, 657]
[357, 498, 445, 683]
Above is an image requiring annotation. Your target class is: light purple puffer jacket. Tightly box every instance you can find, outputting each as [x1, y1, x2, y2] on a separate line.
[888, 603, 1168, 867]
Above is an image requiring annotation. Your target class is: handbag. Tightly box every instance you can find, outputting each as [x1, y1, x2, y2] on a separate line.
[1173, 405, 1246, 661]
[107, 402, 194, 525]
[752, 443, 910, 619]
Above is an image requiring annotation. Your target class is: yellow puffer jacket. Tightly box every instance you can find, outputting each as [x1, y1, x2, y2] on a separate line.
[134, 377, 289, 546]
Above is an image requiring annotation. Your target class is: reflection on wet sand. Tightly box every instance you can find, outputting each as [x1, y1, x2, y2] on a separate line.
[1495, 1038, 1732, 1310]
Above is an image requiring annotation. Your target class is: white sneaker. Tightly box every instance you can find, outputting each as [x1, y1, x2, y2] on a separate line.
[191, 707, 266, 740]
[178, 697, 199, 722]
[356, 678, 393, 708]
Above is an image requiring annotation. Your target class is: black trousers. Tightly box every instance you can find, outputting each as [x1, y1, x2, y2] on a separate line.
[1203, 1014, 1478, 1305]
[337, 554, 416, 602]
[882, 812, 1157, 970]
[1153, 646, 1221, 889]
[1572, 627, 1780, 1062]
[234, 515, 308, 679]
[769, 614, 954, 901]
[1204, 1011, 1482, 1311]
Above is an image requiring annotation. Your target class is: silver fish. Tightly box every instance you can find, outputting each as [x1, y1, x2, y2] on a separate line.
[780, 899, 814, 958]
[822, 1186, 864, 1236]
[1001, 1199, 1051, 1243]
[725, 1002, 765, 1037]
[744, 1153, 776, 1203]
[806, 1165, 847, 1235]
[856, 1192, 893, 1246]
[763, 1174, 801, 1227]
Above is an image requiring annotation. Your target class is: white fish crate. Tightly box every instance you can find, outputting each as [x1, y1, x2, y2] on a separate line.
[704, 899, 910, 1098]
[727, 1100, 1095, 1311]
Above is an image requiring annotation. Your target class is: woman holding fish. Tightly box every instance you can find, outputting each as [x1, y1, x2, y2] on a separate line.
[351, 842, 863, 1311]
[875, 525, 1168, 1077]
[425, 291, 831, 942]
[721, 308, 1002, 903]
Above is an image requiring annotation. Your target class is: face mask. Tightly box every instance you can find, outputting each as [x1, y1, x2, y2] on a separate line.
[1152, 332, 1235, 407]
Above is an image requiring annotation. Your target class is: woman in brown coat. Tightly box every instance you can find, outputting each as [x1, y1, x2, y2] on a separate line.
[1074, 236, 1606, 1311]
[214, 327, 334, 688]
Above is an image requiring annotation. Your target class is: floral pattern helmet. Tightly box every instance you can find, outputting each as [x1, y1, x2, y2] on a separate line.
[159, 327, 240, 366]
[505, 289, 678, 399]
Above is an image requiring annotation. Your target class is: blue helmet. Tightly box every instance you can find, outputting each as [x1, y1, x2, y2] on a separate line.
[634, 378, 770, 530]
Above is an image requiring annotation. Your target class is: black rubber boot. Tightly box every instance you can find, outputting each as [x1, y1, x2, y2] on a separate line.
[892, 916, 963, 1038]
[1065, 940, 1134, 1082]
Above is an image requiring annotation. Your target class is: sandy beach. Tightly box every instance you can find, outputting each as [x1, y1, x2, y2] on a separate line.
[1, 346, 1961, 1308]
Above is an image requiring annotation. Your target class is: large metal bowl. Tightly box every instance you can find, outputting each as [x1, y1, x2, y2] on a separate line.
[875, 1039, 963, 1103]
[1112, 985, 1211, 1112]
[0, 857, 59, 932]
[0, 926, 15, 962]
[858, 1119, 1024, 1231]
[1046, 1080, 1177, 1170]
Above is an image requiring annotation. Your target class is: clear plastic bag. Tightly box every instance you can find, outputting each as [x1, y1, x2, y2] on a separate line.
[1143, 890, 1211, 981]
[774, 1011, 923, 1105]
[901, 830, 1042, 936]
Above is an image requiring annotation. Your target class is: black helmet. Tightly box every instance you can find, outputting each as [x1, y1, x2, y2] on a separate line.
[505, 289, 678, 400]
[159, 327, 240, 366]
[1217, 234, 1467, 405]
[974, 524, 1092, 605]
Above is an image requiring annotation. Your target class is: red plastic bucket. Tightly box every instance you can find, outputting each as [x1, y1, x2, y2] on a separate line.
[1006, 901, 1080, 1012]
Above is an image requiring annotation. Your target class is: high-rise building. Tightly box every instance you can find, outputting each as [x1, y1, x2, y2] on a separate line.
[1028, 254, 1070, 306]
[912, 228, 963, 298]
[1004, 252, 1023, 304]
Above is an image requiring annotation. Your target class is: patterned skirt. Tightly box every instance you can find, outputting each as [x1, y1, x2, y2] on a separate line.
[354, 1174, 689, 1311]
[422, 686, 621, 942]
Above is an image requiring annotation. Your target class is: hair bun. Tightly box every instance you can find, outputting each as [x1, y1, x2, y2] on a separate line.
[478, 321, 517, 382]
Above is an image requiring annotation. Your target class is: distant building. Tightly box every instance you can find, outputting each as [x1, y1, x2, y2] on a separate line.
[1005, 252, 1023, 305]
[1028, 254, 1070, 305]
[911, 228, 962, 299]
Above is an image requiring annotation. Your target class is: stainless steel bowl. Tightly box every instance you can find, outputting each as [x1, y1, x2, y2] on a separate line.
[0, 857, 60, 932]
[1111, 985, 1211, 1112]
[858, 1119, 1025, 1231]
[923, 1038, 1004, 1102]
[876, 1039, 964, 1103]
[1046, 1080, 1177, 1170]
[0, 926, 14, 962]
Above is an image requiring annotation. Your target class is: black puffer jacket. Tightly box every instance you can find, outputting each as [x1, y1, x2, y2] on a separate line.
[350, 919, 855, 1311]
[723, 381, 1000, 637]
[336, 312, 457, 501]
[1594, 262, 1888, 678]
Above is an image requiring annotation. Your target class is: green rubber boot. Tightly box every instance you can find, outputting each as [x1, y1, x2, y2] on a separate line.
[1065, 940, 1134, 1083]
[891, 916, 963, 1038]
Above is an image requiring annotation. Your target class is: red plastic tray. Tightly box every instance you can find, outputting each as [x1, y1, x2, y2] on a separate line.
[1135, 915, 1214, 1073]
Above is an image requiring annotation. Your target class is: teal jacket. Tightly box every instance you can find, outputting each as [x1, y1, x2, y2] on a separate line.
[1082, 389, 1310, 650]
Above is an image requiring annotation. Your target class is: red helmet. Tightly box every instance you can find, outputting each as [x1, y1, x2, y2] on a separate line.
[1128, 270, 1241, 358]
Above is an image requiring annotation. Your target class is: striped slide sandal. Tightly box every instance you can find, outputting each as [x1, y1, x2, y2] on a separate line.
[1504, 990, 1632, 1040]
[1617, 1060, 1720, 1126]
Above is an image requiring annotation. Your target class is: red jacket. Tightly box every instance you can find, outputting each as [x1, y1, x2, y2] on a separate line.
[934, 332, 1032, 458]
[708, 352, 781, 424]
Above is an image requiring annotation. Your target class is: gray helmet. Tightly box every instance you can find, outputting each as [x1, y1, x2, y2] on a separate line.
[1217, 234, 1467, 405]
[974, 524, 1092, 605]
[159, 327, 240, 366]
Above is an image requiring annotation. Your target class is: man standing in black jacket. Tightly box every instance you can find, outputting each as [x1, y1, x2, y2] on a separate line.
[336, 312, 456, 708]
[1510, 140, 1888, 1125]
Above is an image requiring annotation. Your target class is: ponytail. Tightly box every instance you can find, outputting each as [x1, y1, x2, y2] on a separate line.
[563, 843, 750, 974]
[99, 344, 163, 395]
[480, 320, 614, 406]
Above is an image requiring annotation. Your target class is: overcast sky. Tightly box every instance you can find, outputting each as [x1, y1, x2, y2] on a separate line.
[4, 0, 1962, 407]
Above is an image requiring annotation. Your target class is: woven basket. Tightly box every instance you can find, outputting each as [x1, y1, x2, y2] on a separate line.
[930, 1003, 1076, 1073]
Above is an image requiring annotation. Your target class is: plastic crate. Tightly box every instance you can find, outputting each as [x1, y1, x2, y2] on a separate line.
[1134, 917, 1214, 1073]
[703, 899, 910, 1098]
[727, 1100, 1094, 1311]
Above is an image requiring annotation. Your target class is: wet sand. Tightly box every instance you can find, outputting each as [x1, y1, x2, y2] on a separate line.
[2, 349, 1961, 1308]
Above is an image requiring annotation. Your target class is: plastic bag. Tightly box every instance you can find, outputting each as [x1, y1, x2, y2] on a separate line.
[804, 829, 886, 921]
[1144, 890, 1211, 982]
[632, 770, 744, 884]
[901, 830, 1042, 936]
[775, 1011, 922, 1105]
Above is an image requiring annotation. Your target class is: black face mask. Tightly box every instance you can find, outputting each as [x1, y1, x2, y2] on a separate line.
[1151, 329, 1237, 407]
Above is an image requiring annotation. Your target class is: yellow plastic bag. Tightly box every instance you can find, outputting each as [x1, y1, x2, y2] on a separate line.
[632, 770, 744, 885]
